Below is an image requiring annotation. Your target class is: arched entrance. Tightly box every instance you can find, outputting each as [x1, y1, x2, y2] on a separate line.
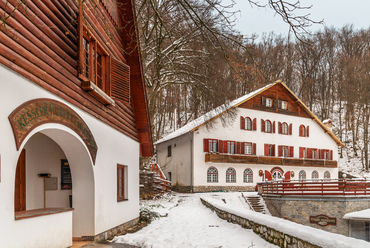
[14, 125, 95, 238]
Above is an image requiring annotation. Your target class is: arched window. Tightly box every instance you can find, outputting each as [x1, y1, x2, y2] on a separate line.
[299, 170, 306, 182]
[246, 117, 252, 130]
[312, 170, 319, 181]
[243, 168, 253, 183]
[282, 123, 288, 135]
[207, 167, 218, 183]
[324, 171, 330, 180]
[271, 168, 283, 181]
[265, 120, 272, 133]
[226, 168, 236, 183]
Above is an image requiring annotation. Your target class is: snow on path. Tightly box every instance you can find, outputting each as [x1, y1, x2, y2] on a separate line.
[111, 193, 277, 248]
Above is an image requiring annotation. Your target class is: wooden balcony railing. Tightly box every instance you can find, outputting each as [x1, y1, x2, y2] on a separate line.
[259, 179, 370, 196]
[204, 153, 337, 168]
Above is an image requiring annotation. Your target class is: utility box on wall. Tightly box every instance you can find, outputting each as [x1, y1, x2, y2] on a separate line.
[45, 177, 58, 190]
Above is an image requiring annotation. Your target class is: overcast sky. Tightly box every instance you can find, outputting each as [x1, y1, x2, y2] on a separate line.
[229, 0, 370, 38]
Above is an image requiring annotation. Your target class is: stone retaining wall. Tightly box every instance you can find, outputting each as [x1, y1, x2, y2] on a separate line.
[93, 217, 139, 242]
[201, 199, 319, 248]
[263, 195, 370, 236]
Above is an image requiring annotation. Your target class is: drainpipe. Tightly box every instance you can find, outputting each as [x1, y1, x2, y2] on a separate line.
[188, 131, 193, 193]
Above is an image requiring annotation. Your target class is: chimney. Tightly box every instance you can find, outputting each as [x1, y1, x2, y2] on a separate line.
[323, 119, 333, 131]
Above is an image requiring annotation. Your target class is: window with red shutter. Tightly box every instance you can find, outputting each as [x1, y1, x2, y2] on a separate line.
[289, 146, 294, 157]
[203, 139, 210, 152]
[307, 126, 310, 137]
[278, 122, 282, 134]
[240, 116, 245, 130]
[117, 164, 127, 201]
[252, 118, 257, 131]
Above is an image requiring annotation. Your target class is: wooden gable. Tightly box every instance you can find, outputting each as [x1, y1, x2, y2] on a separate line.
[0, 0, 153, 157]
[238, 83, 310, 118]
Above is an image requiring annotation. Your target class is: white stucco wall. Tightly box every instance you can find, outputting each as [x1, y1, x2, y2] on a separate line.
[0, 63, 140, 247]
[185, 107, 339, 188]
[156, 133, 192, 187]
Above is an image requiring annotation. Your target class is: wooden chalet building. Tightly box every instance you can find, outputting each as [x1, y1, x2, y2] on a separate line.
[0, 0, 152, 247]
[156, 81, 344, 192]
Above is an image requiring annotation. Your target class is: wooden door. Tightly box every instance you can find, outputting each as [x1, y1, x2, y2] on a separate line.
[15, 149, 26, 211]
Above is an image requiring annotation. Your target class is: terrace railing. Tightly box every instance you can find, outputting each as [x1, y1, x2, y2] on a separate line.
[260, 179, 370, 196]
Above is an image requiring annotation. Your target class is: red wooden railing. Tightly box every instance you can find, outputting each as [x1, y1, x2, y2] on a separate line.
[260, 179, 370, 196]
[151, 164, 171, 191]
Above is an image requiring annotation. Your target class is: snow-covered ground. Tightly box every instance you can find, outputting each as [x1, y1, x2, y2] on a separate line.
[111, 192, 277, 248]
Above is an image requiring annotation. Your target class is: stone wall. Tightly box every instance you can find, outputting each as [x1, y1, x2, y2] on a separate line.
[263, 195, 370, 236]
[201, 199, 319, 248]
[93, 218, 139, 242]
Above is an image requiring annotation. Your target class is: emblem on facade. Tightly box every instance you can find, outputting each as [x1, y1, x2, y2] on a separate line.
[9, 99, 98, 164]
[310, 214, 337, 226]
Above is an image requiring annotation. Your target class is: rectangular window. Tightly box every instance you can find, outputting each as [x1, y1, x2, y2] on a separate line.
[266, 98, 273, 107]
[209, 140, 218, 153]
[61, 159, 72, 190]
[282, 146, 289, 157]
[265, 144, 275, 157]
[244, 143, 252, 155]
[281, 101, 287, 109]
[227, 141, 235, 154]
[167, 145, 172, 157]
[312, 148, 318, 159]
[117, 164, 128, 201]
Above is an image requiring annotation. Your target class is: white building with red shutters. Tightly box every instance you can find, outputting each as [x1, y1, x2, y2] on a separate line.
[155, 81, 344, 192]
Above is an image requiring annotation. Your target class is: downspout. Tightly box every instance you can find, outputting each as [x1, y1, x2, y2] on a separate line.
[188, 131, 193, 193]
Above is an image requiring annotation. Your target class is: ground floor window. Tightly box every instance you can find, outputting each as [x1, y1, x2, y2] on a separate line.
[226, 167, 236, 183]
[271, 170, 283, 181]
[311, 170, 319, 181]
[324, 171, 331, 180]
[207, 167, 218, 183]
[243, 168, 253, 183]
[117, 164, 128, 201]
[350, 221, 370, 241]
[299, 170, 306, 182]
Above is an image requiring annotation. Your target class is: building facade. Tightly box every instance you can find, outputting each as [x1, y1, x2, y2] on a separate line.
[156, 81, 344, 192]
[0, 1, 152, 247]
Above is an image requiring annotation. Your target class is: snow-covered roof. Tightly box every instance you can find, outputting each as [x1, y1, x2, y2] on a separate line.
[343, 208, 370, 220]
[155, 80, 344, 147]
[155, 82, 272, 144]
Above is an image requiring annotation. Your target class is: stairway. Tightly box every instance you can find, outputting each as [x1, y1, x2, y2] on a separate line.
[246, 196, 266, 213]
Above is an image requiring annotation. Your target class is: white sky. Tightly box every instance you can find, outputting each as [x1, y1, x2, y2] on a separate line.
[229, 0, 370, 38]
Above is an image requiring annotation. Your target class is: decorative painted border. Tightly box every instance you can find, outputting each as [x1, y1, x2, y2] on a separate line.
[8, 99, 98, 164]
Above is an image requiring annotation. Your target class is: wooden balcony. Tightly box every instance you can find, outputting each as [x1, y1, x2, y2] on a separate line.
[204, 153, 337, 168]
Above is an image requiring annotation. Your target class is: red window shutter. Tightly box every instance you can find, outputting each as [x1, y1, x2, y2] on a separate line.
[264, 144, 269, 156]
[261, 119, 265, 132]
[265, 170, 272, 181]
[223, 141, 228, 153]
[289, 124, 292, 135]
[307, 148, 312, 159]
[330, 150, 333, 160]
[278, 122, 282, 134]
[272, 145, 276, 156]
[240, 116, 245, 130]
[253, 118, 257, 131]
[278, 146, 282, 157]
[203, 139, 209, 152]
[272, 121, 276, 133]
[262, 96, 266, 106]
[299, 147, 303, 158]
[241, 142, 245, 154]
[236, 142, 241, 154]
[289, 146, 294, 157]
[111, 58, 130, 103]
[218, 140, 223, 153]
[299, 125, 303, 137]
[252, 143, 256, 155]
[307, 126, 310, 137]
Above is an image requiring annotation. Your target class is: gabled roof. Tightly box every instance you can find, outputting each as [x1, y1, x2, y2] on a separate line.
[156, 80, 344, 147]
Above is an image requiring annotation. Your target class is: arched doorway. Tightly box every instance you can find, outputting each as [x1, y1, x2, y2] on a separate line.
[14, 125, 95, 238]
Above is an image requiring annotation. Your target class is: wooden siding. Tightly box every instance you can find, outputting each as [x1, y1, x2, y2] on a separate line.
[238, 83, 311, 118]
[0, 0, 153, 156]
[205, 153, 337, 168]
